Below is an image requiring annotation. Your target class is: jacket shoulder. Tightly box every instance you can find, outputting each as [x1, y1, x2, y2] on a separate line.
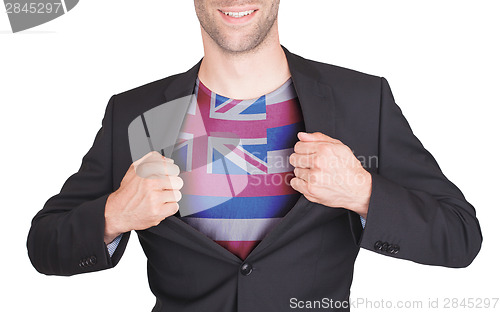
[110, 71, 191, 126]
[113, 73, 181, 104]
[294, 53, 382, 88]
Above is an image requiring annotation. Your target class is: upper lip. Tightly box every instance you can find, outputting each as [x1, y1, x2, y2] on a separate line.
[218, 6, 259, 13]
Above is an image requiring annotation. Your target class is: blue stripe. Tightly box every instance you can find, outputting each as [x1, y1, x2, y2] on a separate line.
[242, 143, 267, 162]
[180, 194, 301, 218]
[240, 96, 266, 114]
[212, 150, 249, 175]
[267, 122, 305, 151]
[172, 144, 188, 172]
[215, 94, 230, 108]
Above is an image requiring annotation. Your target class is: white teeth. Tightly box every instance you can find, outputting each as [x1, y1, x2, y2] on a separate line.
[222, 10, 255, 18]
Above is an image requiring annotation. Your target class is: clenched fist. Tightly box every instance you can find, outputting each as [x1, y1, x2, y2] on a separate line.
[289, 132, 372, 219]
[104, 151, 183, 244]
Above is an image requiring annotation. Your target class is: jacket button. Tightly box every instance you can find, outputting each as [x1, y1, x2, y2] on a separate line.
[89, 256, 97, 265]
[393, 245, 400, 254]
[374, 241, 383, 250]
[240, 263, 253, 276]
[79, 258, 88, 267]
[387, 244, 395, 254]
[381, 242, 389, 252]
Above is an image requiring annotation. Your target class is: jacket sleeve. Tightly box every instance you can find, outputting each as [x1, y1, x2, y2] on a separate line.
[352, 77, 482, 268]
[27, 95, 130, 276]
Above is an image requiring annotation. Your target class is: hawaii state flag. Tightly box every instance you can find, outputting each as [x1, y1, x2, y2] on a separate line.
[172, 77, 304, 259]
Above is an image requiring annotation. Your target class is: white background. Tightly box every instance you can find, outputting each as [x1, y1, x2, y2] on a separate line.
[1, 0, 499, 311]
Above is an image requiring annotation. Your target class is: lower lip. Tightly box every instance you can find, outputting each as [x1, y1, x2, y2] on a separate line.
[218, 10, 258, 24]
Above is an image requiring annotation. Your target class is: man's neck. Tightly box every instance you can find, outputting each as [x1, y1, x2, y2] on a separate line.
[197, 31, 291, 100]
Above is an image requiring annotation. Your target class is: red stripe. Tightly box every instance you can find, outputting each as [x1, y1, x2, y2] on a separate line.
[195, 84, 301, 139]
[215, 240, 261, 260]
[215, 100, 241, 113]
[199, 99, 302, 138]
[180, 171, 296, 197]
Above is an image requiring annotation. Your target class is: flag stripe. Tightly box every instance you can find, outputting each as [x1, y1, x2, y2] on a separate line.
[179, 194, 301, 218]
[194, 100, 303, 138]
[267, 122, 305, 151]
[214, 241, 260, 260]
[181, 217, 281, 241]
[267, 148, 295, 173]
[179, 171, 297, 197]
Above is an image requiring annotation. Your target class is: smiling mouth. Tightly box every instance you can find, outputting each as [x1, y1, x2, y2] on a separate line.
[219, 9, 257, 18]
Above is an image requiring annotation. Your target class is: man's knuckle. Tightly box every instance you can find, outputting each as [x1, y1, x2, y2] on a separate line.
[173, 176, 184, 189]
[173, 190, 182, 202]
[294, 142, 301, 153]
[166, 202, 179, 215]
[167, 163, 180, 176]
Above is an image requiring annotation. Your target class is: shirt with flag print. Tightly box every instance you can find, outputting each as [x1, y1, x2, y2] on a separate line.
[171, 76, 305, 260]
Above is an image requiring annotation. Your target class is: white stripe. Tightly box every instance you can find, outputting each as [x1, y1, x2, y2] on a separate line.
[239, 138, 268, 170]
[211, 97, 233, 112]
[266, 79, 296, 105]
[209, 136, 267, 175]
[173, 132, 194, 171]
[267, 148, 294, 173]
[187, 92, 198, 115]
[209, 92, 266, 120]
[182, 217, 282, 241]
[240, 138, 267, 145]
[61, 0, 68, 13]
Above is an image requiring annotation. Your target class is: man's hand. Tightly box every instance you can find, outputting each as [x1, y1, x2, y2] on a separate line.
[103, 151, 183, 244]
[289, 132, 371, 219]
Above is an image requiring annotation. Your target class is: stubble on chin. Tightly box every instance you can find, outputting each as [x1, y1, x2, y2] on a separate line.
[195, 1, 280, 55]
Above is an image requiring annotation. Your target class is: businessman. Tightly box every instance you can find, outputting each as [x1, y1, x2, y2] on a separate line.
[27, 1, 482, 311]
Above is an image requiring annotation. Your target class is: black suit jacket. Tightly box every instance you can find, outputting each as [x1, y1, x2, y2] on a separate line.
[27, 45, 482, 311]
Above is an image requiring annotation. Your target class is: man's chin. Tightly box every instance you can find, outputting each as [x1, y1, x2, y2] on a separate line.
[215, 37, 265, 55]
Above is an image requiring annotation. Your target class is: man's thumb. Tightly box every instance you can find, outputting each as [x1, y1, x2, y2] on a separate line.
[298, 132, 340, 143]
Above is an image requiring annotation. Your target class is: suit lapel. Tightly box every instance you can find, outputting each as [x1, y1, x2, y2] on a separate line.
[127, 61, 202, 162]
[282, 45, 336, 136]
[162, 59, 201, 103]
[154, 46, 338, 262]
